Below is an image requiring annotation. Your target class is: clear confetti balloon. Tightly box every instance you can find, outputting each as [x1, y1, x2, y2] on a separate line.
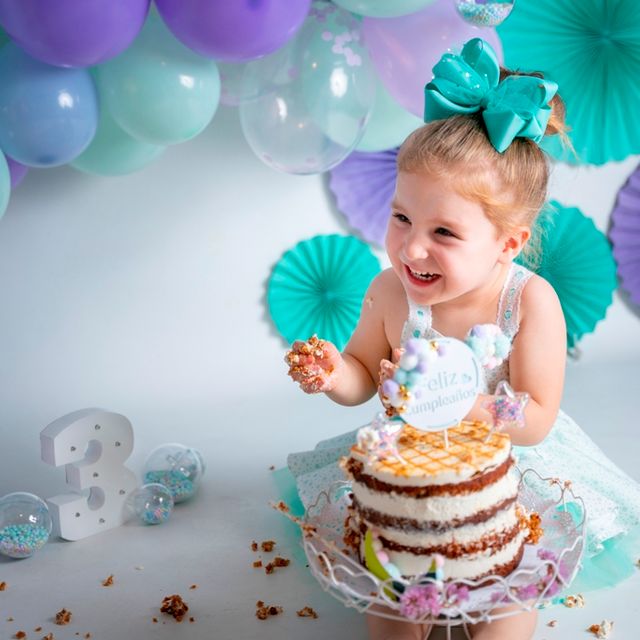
[455, 0, 515, 27]
[143, 443, 205, 503]
[239, 1, 375, 174]
[131, 483, 174, 525]
[0, 492, 52, 559]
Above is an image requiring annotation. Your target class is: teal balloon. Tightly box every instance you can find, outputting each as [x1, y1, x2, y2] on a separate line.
[96, 12, 221, 146]
[356, 76, 423, 152]
[71, 108, 165, 176]
[0, 152, 10, 220]
[333, 0, 435, 17]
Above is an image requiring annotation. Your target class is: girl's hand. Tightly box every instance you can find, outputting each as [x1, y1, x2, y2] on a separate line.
[377, 347, 403, 406]
[285, 335, 343, 394]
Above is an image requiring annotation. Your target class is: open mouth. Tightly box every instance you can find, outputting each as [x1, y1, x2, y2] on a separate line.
[405, 265, 441, 285]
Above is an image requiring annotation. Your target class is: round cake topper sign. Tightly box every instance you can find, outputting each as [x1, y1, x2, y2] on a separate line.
[400, 338, 482, 431]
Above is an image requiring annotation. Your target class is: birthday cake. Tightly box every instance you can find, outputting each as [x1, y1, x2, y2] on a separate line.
[341, 420, 529, 582]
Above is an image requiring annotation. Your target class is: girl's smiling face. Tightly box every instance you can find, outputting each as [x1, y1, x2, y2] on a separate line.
[386, 171, 517, 307]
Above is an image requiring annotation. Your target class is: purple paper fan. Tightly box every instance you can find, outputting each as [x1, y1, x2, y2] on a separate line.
[329, 148, 398, 247]
[610, 164, 640, 305]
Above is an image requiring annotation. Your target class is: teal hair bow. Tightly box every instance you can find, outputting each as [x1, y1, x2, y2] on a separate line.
[424, 38, 558, 153]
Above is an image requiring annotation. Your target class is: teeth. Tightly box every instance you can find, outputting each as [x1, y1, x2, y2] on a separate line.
[410, 268, 438, 281]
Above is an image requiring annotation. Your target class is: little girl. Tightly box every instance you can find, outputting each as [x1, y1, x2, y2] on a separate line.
[285, 39, 640, 640]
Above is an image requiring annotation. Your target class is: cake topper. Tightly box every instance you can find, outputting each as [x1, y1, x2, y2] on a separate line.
[382, 336, 482, 442]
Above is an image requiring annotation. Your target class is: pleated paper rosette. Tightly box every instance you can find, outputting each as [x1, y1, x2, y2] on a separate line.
[610, 165, 640, 307]
[517, 201, 617, 349]
[268, 234, 381, 350]
[329, 148, 398, 247]
[498, 0, 640, 165]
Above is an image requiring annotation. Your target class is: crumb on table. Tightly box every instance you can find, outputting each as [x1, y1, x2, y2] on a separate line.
[54, 609, 72, 625]
[588, 620, 614, 638]
[160, 595, 189, 622]
[13, 631, 26, 639]
[563, 594, 585, 608]
[253, 560, 263, 568]
[101, 574, 114, 587]
[250, 541, 258, 552]
[255, 600, 283, 620]
[0, 581, 6, 591]
[260, 540, 276, 552]
[189, 584, 198, 590]
[297, 606, 318, 619]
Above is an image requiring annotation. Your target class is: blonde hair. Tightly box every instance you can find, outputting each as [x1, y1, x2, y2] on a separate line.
[397, 69, 568, 267]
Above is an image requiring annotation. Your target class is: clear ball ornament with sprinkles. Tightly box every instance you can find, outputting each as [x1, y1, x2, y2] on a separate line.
[142, 443, 205, 503]
[131, 483, 174, 525]
[454, 0, 515, 27]
[0, 492, 52, 559]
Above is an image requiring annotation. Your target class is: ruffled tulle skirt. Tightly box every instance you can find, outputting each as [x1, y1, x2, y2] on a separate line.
[276, 409, 640, 593]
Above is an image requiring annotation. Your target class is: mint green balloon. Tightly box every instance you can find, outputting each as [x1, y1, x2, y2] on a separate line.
[96, 12, 220, 146]
[0, 152, 10, 220]
[71, 107, 165, 176]
[356, 76, 423, 152]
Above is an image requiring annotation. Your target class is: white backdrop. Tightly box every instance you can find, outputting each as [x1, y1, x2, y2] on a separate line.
[0, 104, 638, 495]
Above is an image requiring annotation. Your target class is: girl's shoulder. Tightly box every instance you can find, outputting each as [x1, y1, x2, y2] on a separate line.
[369, 267, 405, 300]
[519, 271, 564, 327]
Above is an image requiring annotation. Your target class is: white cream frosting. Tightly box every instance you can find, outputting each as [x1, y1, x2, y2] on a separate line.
[350, 470, 519, 524]
[370, 503, 519, 549]
[374, 530, 527, 581]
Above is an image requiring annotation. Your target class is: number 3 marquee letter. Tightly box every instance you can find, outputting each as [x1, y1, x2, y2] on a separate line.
[40, 408, 138, 541]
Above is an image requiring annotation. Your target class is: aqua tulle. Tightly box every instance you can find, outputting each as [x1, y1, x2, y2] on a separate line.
[498, 0, 640, 165]
[267, 234, 381, 350]
[516, 201, 617, 349]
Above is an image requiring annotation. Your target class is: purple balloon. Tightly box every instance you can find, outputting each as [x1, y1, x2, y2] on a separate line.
[5, 155, 28, 188]
[362, 0, 503, 117]
[155, 0, 312, 62]
[0, 0, 150, 68]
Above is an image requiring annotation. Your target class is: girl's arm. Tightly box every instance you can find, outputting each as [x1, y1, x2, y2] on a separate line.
[468, 275, 566, 446]
[287, 270, 396, 406]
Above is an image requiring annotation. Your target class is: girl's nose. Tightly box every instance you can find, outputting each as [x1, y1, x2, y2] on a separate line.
[404, 233, 429, 261]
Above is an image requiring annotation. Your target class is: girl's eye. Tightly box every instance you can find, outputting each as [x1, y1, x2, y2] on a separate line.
[435, 227, 455, 237]
[392, 212, 410, 224]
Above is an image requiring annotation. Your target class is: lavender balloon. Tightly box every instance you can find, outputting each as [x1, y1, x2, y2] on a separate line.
[362, 0, 503, 117]
[0, 0, 150, 68]
[5, 155, 28, 189]
[155, 0, 312, 62]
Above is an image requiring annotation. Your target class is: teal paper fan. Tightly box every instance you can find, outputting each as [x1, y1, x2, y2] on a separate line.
[268, 235, 381, 350]
[516, 201, 617, 349]
[498, 0, 640, 165]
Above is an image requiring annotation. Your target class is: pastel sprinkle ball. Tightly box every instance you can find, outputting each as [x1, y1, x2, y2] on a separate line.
[144, 470, 195, 502]
[464, 323, 511, 369]
[455, 0, 514, 27]
[138, 502, 172, 525]
[383, 338, 440, 412]
[0, 524, 50, 558]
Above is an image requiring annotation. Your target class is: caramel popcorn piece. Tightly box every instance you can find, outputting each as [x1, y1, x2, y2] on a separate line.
[101, 574, 114, 587]
[54, 609, 72, 625]
[0, 581, 6, 591]
[524, 512, 544, 545]
[255, 601, 283, 620]
[588, 620, 614, 638]
[14, 632, 26, 639]
[563, 594, 585, 608]
[160, 595, 189, 622]
[297, 606, 318, 619]
[253, 560, 263, 568]
[260, 540, 276, 552]
[250, 541, 258, 552]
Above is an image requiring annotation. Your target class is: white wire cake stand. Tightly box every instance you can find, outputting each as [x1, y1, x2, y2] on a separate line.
[298, 468, 586, 640]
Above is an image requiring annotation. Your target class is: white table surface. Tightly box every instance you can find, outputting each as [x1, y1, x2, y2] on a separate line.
[1, 360, 638, 640]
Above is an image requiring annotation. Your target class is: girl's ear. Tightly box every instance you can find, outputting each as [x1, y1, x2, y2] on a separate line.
[499, 226, 530, 263]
